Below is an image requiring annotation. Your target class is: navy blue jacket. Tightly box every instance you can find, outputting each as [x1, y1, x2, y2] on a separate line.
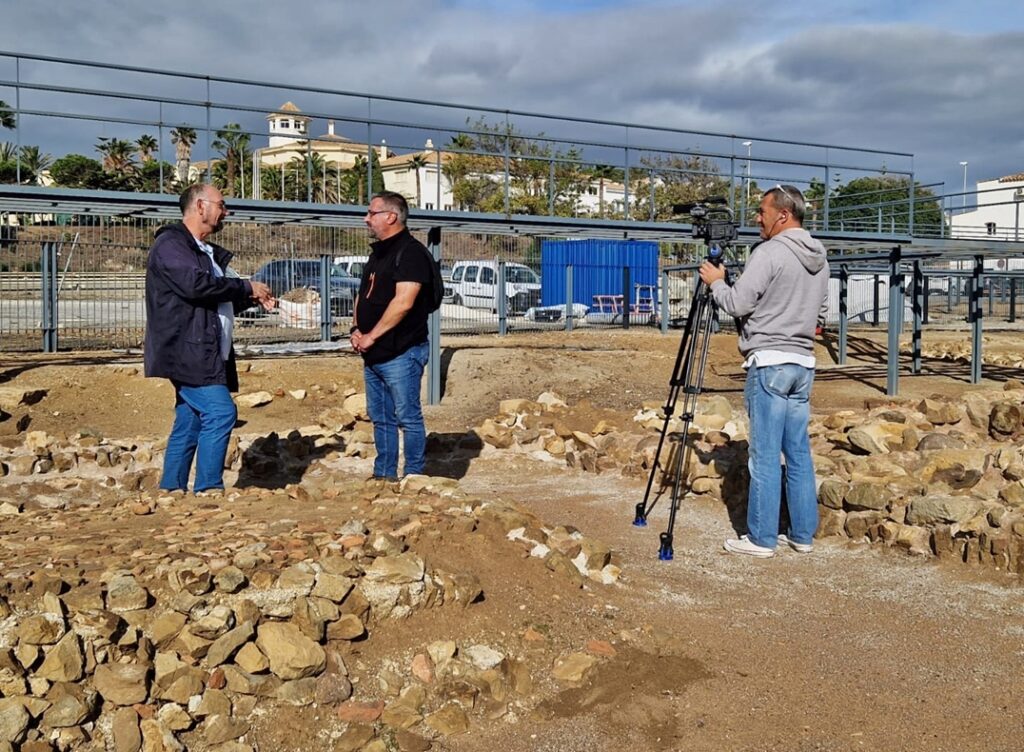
[143, 222, 254, 391]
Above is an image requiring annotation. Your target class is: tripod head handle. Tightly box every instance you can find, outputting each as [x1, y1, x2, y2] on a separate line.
[707, 243, 725, 267]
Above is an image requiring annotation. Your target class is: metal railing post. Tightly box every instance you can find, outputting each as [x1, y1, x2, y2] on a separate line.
[621, 265, 631, 329]
[319, 254, 331, 342]
[427, 227, 442, 405]
[971, 255, 983, 384]
[660, 268, 669, 335]
[886, 247, 901, 395]
[911, 260, 922, 374]
[838, 265, 848, 365]
[497, 260, 507, 336]
[564, 264, 573, 332]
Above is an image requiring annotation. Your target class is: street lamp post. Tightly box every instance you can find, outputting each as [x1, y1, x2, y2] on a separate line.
[742, 141, 752, 222]
[960, 161, 968, 211]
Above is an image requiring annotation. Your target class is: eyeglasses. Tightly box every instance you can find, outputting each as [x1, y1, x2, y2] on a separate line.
[199, 198, 227, 210]
[366, 209, 395, 216]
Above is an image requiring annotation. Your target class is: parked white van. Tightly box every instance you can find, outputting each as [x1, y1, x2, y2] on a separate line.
[446, 260, 541, 314]
[333, 255, 369, 279]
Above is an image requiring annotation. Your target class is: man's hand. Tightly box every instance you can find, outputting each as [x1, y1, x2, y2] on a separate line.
[356, 332, 377, 353]
[250, 281, 276, 311]
[698, 261, 726, 287]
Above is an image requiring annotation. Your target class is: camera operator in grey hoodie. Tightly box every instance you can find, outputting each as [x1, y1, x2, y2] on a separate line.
[699, 184, 829, 558]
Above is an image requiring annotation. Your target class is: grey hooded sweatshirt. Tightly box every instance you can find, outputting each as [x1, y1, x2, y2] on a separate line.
[708, 227, 829, 359]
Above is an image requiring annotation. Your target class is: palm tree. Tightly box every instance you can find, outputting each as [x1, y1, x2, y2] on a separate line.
[96, 137, 136, 173]
[589, 164, 623, 218]
[0, 142, 15, 162]
[19, 146, 52, 185]
[170, 127, 197, 185]
[135, 134, 158, 164]
[212, 123, 250, 197]
[409, 154, 429, 209]
[0, 101, 14, 130]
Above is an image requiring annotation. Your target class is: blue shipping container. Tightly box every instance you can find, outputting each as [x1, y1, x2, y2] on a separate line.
[540, 239, 659, 308]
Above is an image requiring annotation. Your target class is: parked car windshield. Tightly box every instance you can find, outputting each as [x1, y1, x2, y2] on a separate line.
[330, 264, 357, 279]
[508, 267, 539, 284]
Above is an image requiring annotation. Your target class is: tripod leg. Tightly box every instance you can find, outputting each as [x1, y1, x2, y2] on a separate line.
[634, 277, 708, 527]
[657, 287, 720, 560]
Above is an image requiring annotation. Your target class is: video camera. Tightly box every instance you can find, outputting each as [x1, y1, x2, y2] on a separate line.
[672, 197, 738, 248]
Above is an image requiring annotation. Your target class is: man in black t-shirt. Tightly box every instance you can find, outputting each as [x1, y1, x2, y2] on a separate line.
[351, 191, 433, 481]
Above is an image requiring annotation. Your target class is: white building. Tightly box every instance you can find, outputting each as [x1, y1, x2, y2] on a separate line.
[950, 172, 1024, 241]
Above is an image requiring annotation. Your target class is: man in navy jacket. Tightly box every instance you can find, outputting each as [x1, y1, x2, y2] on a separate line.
[144, 184, 274, 493]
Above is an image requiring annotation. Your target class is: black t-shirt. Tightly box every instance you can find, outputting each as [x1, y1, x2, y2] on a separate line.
[356, 229, 432, 365]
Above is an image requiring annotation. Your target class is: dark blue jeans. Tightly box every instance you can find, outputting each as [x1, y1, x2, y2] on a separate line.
[160, 383, 237, 492]
[364, 341, 429, 478]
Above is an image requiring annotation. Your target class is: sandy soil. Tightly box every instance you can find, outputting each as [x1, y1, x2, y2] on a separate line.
[2, 328, 1023, 751]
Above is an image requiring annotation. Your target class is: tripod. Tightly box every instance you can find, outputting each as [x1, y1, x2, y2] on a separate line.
[633, 244, 729, 561]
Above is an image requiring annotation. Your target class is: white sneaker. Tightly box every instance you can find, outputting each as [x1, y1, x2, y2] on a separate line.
[778, 534, 813, 553]
[723, 535, 775, 558]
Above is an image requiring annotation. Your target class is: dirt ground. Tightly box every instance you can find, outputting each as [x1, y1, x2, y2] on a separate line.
[2, 328, 1024, 751]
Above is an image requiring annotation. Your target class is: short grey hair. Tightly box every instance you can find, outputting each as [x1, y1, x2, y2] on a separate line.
[372, 191, 409, 226]
[766, 184, 805, 224]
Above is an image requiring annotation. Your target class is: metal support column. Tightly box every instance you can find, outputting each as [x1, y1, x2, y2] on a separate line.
[318, 254, 332, 342]
[838, 265, 848, 365]
[564, 264, 574, 332]
[621, 265, 631, 329]
[971, 255, 983, 384]
[1011, 279, 1017, 323]
[660, 269, 669, 335]
[886, 247, 902, 396]
[497, 260, 508, 336]
[872, 274, 880, 326]
[427, 228, 442, 405]
[911, 260, 922, 374]
[41, 242, 58, 353]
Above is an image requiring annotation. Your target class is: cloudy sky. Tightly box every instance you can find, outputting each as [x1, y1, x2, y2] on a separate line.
[3, 0, 1021, 201]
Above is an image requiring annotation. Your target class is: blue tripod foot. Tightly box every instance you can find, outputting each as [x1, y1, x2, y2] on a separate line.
[658, 532, 674, 561]
[633, 502, 648, 527]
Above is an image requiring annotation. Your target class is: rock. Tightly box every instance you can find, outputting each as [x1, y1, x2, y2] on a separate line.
[395, 729, 432, 752]
[411, 654, 434, 684]
[314, 672, 353, 704]
[311, 573, 353, 603]
[233, 642, 269, 674]
[918, 398, 963, 425]
[275, 678, 318, 706]
[255, 622, 325, 680]
[139, 718, 183, 752]
[36, 631, 83, 682]
[343, 393, 368, 420]
[916, 432, 967, 451]
[106, 575, 150, 613]
[336, 700, 385, 724]
[326, 614, 364, 641]
[334, 723, 375, 752]
[0, 698, 29, 744]
[478, 419, 513, 449]
[551, 652, 598, 684]
[288, 389, 306, 400]
[42, 690, 93, 728]
[365, 553, 425, 584]
[190, 605, 235, 640]
[94, 662, 150, 705]
[18, 613, 65, 645]
[847, 423, 901, 454]
[157, 703, 193, 732]
[167, 558, 213, 596]
[907, 496, 986, 525]
[843, 482, 890, 512]
[537, 392, 567, 409]
[112, 706, 142, 752]
[895, 525, 933, 556]
[236, 391, 273, 408]
[990, 401, 1024, 437]
[221, 665, 280, 696]
[204, 715, 250, 745]
[193, 689, 232, 718]
[149, 612, 188, 648]
[205, 621, 254, 668]
[424, 703, 470, 736]
[499, 399, 541, 415]
[213, 567, 247, 594]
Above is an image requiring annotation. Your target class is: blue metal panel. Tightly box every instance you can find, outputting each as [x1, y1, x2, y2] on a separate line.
[540, 240, 659, 307]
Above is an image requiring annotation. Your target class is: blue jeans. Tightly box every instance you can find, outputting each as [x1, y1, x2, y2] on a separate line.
[364, 341, 429, 479]
[744, 364, 818, 549]
[160, 383, 237, 492]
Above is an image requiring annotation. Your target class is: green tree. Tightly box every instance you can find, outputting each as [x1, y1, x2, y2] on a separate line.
[443, 118, 588, 216]
[95, 137, 138, 190]
[170, 127, 197, 185]
[212, 123, 250, 197]
[136, 134, 158, 164]
[630, 154, 731, 221]
[0, 101, 14, 130]
[137, 159, 175, 193]
[18, 146, 51, 185]
[586, 164, 625, 218]
[409, 153, 429, 208]
[339, 152, 384, 205]
[49, 154, 106, 189]
[828, 176, 944, 236]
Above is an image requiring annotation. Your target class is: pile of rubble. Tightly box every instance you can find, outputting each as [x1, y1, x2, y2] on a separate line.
[474, 387, 1024, 574]
[0, 388, 625, 751]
